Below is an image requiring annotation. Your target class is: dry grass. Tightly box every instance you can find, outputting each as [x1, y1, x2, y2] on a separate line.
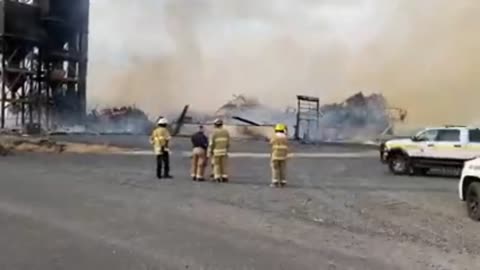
[64, 143, 126, 154]
[0, 136, 130, 155]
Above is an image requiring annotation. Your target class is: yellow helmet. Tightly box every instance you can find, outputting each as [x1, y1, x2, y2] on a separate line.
[275, 123, 286, 132]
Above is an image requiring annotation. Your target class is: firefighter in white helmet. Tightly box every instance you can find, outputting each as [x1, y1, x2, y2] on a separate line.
[270, 123, 289, 187]
[208, 118, 230, 182]
[149, 117, 173, 179]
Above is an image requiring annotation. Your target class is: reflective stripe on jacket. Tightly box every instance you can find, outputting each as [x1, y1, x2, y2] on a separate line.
[270, 133, 288, 160]
[208, 128, 230, 157]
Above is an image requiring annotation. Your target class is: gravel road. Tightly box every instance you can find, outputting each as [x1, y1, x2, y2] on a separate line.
[0, 139, 479, 269]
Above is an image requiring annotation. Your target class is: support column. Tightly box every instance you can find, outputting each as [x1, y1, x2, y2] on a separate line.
[1, 42, 6, 129]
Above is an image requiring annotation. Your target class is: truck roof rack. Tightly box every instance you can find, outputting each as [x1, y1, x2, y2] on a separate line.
[444, 125, 467, 128]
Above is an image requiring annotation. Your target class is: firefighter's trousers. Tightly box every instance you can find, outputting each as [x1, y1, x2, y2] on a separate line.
[271, 159, 287, 183]
[213, 155, 228, 179]
[156, 151, 170, 179]
[191, 147, 207, 179]
[210, 158, 215, 178]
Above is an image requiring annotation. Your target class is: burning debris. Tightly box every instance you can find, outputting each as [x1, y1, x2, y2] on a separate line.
[213, 94, 295, 127]
[207, 92, 406, 142]
[72, 92, 404, 142]
[215, 95, 261, 119]
[86, 106, 153, 134]
[318, 92, 406, 141]
[174, 95, 283, 139]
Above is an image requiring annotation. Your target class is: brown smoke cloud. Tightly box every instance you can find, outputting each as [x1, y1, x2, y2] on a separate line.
[88, 0, 480, 125]
[346, 0, 480, 125]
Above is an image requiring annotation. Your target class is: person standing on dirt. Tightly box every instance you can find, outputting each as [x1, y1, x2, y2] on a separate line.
[270, 123, 289, 187]
[208, 119, 230, 182]
[150, 118, 173, 179]
[190, 125, 209, 181]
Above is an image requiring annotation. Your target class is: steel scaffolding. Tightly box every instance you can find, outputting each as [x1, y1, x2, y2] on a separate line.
[0, 0, 89, 130]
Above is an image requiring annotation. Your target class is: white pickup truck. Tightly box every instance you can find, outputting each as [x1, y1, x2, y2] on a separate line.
[459, 158, 480, 221]
[380, 126, 480, 175]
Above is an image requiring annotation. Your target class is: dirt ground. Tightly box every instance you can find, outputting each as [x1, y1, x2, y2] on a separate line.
[0, 137, 478, 270]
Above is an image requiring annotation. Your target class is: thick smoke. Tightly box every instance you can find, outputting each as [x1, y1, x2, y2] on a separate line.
[88, 0, 480, 125]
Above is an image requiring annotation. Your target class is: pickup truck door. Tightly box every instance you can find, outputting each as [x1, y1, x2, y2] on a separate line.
[407, 129, 438, 158]
[464, 129, 480, 159]
[410, 129, 438, 158]
[430, 129, 465, 159]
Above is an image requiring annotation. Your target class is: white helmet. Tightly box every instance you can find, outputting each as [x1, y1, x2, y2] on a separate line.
[214, 118, 223, 126]
[158, 118, 168, 125]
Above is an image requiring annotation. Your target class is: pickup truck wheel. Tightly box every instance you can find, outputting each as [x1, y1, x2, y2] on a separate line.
[388, 154, 410, 175]
[466, 182, 480, 221]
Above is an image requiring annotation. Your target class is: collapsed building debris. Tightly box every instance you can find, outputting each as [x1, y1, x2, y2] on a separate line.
[175, 95, 282, 139]
[215, 95, 261, 120]
[213, 94, 295, 127]
[208, 92, 406, 142]
[78, 93, 405, 142]
[85, 106, 153, 135]
[232, 116, 261, 126]
[178, 92, 405, 142]
[318, 92, 406, 141]
[172, 105, 190, 136]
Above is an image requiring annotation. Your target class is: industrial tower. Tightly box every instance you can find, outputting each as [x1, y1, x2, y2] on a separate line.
[0, 0, 89, 130]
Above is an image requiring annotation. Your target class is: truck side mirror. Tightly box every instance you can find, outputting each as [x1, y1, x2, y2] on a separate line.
[411, 135, 422, 142]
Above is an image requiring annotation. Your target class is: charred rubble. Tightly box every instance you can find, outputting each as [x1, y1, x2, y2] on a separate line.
[48, 92, 404, 140]
[213, 95, 295, 127]
[204, 92, 406, 141]
[85, 106, 153, 135]
[318, 92, 400, 141]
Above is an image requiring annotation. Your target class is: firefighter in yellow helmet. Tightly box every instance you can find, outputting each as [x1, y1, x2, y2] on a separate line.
[208, 118, 230, 182]
[270, 123, 289, 187]
[149, 117, 173, 179]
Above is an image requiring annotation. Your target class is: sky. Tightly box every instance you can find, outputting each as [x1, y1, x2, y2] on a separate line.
[87, 0, 480, 125]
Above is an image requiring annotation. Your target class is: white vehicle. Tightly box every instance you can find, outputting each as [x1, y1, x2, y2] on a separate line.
[380, 126, 480, 175]
[459, 158, 480, 221]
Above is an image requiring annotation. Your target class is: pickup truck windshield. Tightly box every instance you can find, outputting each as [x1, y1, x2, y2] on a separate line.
[417, 129, 438, 141]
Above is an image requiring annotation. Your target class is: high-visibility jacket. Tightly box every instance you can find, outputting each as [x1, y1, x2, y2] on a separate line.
[150, 127, 171, 154]
[208, 128, 230, 157]
[270, 132, 289, 160]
